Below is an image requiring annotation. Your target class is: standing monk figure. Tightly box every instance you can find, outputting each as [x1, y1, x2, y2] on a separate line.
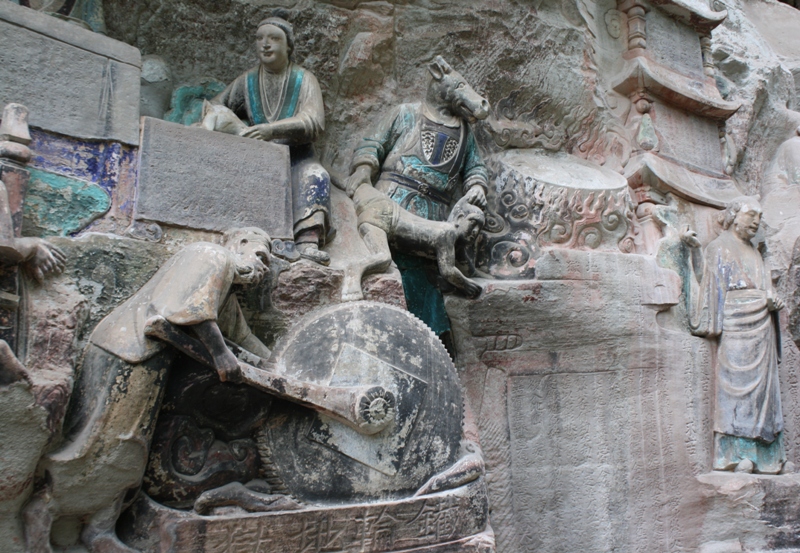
[208, 16, 332, 265]
[687, 197, 787, 474]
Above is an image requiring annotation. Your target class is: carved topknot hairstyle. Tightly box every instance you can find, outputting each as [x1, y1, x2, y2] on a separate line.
[257, 13, 294, 58]
[719, 196, 761, 230]
[222, 227, 272, 250]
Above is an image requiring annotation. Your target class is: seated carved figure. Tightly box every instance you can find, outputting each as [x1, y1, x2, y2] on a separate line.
[342, 183, 485, 301]
[23, 228, 273, 553]
[344, 56, 490, 335]
[206, 16, 333, 266]
[0, 174, 65, 385]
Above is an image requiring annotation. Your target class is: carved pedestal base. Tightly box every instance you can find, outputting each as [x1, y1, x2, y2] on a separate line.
[119, 478, 493, 553]
[694, 472, 800, 552]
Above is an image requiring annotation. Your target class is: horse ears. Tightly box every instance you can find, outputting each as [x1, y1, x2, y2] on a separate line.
[428, 55, 452, 81]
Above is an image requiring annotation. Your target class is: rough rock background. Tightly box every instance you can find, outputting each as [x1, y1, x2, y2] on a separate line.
[8, 0, 800, 551]
[102, 0, 629, 174]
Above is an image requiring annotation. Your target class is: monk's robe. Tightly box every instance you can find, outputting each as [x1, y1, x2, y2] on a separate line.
[691, 230, 784, 473]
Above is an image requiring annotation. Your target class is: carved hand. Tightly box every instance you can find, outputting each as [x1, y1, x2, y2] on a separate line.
[768, 296, 785, 312]
[346, 165, 372, 198]
[681, 226, 702, 249]
[240, 124, 274, 141]
[216, 350, 243, 383]
[19, 238, 66, 282]
[462, 278, 482, 299]
[463, 185, 487, 209]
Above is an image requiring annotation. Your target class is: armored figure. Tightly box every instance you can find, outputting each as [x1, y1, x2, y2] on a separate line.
[345, 56, 489, 336]
[209, 16, 332, 266]
[687, 197, 787, 474]
[23, 228, 273, 553]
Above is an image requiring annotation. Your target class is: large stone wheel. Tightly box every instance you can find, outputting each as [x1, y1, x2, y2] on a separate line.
[257, 302, 463, 503]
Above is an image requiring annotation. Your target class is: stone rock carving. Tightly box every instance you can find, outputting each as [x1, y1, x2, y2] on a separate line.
[477, 149, 635, 279]
[0, 105, 66, 285]
[344, 56, 489, 335]
[0, 102, 68, 553]
[9, 0, 106, 33]
[206, 16, 333, 266]
[686, 197, 787, 474]
[22, 228, 274, 553]
[762, 125, 800, 269]
[0, 103, 66, 383]
[341, 187, 485, 301]
[121, 302, 491, 552]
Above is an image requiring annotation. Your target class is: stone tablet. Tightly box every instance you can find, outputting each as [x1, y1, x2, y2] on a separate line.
[135, 117, 292, 238]
[0, 2, 141, 145]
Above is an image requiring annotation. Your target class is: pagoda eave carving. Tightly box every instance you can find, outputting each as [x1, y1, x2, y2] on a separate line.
[649, 0, 727, 32]
[612, 55, 740, 119]
[624, 152, 742, 208]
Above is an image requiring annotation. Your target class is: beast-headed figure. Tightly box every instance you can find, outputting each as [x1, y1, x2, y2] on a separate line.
[343, 56, 489, 335]
[23, 229, 274, 553]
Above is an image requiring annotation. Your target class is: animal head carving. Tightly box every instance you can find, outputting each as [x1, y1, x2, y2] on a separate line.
[426, 55, 489, 122]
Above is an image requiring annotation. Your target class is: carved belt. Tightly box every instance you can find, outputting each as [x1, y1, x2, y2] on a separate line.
[381, 172, 450, 206]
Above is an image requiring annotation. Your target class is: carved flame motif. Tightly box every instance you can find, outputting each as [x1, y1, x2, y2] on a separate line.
[475, 162, 636, 279]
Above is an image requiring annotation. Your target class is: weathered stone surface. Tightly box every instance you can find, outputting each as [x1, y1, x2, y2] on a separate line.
[446, 251, 711, 553]
[0, 383, 49, 553]
[0, 2, 141, 145]
[135, 117, 293, 237]
[264, 302, 463, 502]
[694, 472, 800, 550]
[22, 168, 111, 237]
[120, 478, 490, 553]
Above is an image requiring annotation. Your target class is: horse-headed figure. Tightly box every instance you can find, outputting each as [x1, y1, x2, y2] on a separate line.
[342, 56, 489, 330]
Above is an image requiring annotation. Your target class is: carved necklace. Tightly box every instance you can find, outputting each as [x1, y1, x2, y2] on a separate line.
[259, 64, 290, 123]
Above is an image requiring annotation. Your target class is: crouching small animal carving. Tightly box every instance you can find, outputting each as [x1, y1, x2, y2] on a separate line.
[342, 184, 485, 301]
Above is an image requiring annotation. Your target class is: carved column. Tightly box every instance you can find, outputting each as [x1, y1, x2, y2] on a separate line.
[700, 35, 715, 77]
[0, 104, 32, 354]
[619, 0, 649, 50]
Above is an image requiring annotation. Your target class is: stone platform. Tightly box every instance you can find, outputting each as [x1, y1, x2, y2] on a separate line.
[119, 478, 492, 553]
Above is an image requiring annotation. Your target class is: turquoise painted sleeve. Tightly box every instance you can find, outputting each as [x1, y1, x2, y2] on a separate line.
[350, 104, 415, 175]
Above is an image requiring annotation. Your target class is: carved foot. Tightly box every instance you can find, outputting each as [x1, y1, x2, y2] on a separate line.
[297, 243, 330, 266]
[734, 459, 754, 473]
[341, 269, 365, 302]
[194, 482, 302, 515]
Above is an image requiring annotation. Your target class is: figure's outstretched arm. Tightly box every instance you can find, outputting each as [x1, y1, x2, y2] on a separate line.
[681, 226, 703, 283]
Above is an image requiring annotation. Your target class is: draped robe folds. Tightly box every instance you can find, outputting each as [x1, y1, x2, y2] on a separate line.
[212, 64, 331, 242]
[690, 231, 784, 470]
[41, 243, 257, 513]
